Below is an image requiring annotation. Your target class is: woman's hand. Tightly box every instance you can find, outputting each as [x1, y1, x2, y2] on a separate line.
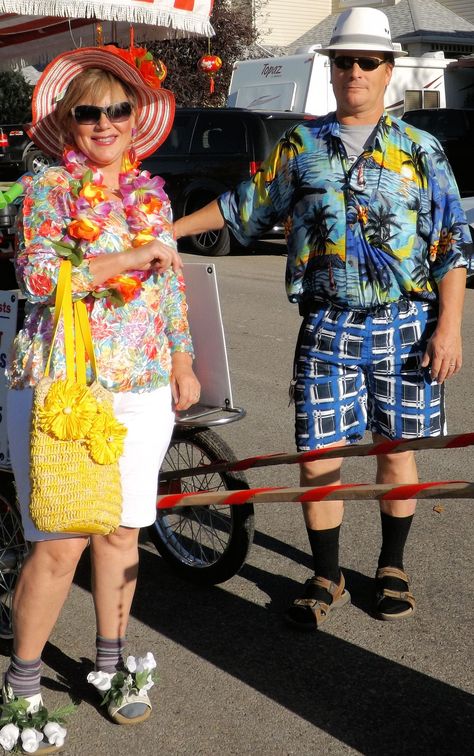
[170, 353, 201, 411]
[130, 240, 183, 274]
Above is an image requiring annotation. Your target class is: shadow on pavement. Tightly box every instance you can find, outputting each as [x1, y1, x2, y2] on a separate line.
[62, 544, 474, 756]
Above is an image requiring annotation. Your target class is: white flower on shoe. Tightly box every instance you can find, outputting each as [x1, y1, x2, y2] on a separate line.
[87, 670, 114, 692]
[43, 722, 67, 747]
[89, 651, 157, 707]
[20, 727, 43, 753]
[125, 655, 137, 673]
[0, 723, 20, 751]
[125, 652, 156, 675]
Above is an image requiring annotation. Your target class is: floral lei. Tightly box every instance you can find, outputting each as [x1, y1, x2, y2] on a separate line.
[53, 146, 171, 307]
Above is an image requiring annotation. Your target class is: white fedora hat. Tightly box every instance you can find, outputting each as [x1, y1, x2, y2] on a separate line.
[319, 7, 407, 58]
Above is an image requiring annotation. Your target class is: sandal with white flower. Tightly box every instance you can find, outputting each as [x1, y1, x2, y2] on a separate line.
[107, 689, 151, 726]
[0, 684, 72, 753]
[87, 652, 156, 726]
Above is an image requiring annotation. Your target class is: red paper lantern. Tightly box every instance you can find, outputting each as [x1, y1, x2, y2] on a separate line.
[197, 54, 223, 94]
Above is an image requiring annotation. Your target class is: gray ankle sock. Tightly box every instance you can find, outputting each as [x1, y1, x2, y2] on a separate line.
[4, 653, 41, 698]
[95, 635, 125, 674]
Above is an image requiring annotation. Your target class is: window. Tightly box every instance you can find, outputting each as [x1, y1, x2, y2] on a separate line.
[191, 115, 247, 154]
[264, 118, 302, 145]
[404, 89, 440, 112]
[158, 113, 195, 156]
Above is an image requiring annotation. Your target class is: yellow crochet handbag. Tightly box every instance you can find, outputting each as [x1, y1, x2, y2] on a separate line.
[29, 260, 126, 534]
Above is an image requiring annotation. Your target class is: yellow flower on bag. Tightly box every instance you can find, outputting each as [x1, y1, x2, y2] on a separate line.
[87, 407, 127, 465]
[39, 379, 98, 440]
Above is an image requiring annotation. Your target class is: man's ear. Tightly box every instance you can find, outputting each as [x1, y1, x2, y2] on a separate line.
[384, 62, 394, 87]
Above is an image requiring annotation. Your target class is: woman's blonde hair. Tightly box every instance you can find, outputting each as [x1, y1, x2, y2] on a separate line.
[55, 68, 138, 147]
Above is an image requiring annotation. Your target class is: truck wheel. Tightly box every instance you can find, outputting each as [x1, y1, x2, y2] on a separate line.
[187, 226, 231, 257]
[24, 150, 54, 174]
[183, 193, 231, 257]
[149, 429, 254, 585]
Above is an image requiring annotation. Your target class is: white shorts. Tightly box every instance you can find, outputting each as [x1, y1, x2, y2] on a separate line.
[7, 386, 175, 541]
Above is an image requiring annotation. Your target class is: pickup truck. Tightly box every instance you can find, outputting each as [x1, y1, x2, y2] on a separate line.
[0, 124, 54, 176]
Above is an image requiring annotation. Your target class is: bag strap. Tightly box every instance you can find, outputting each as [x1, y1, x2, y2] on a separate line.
[45, 260, 75, 380]
[74, 299, 98, 383]
[45, 260, 98, 385]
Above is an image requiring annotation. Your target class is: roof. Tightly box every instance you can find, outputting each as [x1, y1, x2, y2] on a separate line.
[287, 0, 474, 53]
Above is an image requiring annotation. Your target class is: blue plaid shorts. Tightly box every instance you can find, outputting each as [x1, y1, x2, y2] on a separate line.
[294, 299, 446, 451]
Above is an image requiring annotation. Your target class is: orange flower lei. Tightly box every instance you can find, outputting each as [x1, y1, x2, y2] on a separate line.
[53, 147, 171, 306]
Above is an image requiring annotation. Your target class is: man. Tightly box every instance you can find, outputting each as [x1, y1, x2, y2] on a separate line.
[174, 7, 472, 629]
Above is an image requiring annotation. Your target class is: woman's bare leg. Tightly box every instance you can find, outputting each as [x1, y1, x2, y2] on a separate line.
[12, 537, 89, 659]
[90, 527, 140, 640]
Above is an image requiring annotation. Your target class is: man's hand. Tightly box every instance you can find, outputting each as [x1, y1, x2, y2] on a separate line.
[423, 267, 466, 383]
[421, 326, 462, 383]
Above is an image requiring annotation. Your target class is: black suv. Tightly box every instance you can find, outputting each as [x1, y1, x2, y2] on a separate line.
[401, 108, 474, 197]
[142, 107, 307, 256]
[0, 124, 55, 176]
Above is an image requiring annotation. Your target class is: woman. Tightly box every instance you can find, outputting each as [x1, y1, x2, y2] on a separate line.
[2, 45, 199, 750]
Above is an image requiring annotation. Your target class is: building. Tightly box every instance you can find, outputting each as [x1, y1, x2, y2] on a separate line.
[256, 0, 474, 57]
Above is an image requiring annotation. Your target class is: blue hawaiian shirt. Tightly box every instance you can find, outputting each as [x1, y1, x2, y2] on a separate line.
[219, 113, 472, 310]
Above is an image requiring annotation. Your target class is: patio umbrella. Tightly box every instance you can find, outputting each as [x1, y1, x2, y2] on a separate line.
[0, 0, 214, 69]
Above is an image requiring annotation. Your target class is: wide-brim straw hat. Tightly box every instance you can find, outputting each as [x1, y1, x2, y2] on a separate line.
[28, 46, 175, 159]
[318, 7, 407, 58]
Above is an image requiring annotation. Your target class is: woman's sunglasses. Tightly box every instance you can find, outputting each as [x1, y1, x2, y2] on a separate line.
[71, 101, 132, 125]
[332, 56, 386, 71]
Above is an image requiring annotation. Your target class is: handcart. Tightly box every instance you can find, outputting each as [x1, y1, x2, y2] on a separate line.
[149, 263, 254, 585]
[0, 194, 254, 639]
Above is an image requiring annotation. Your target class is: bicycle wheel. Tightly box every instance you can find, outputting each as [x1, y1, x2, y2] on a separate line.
[149, 428, 254, 585]
[0, 477, 28, 639]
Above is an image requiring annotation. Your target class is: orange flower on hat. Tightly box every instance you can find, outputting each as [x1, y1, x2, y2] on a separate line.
[103, 44, 162, 89]
[139, 59, 162, 89]
[68, 217, 101, 242]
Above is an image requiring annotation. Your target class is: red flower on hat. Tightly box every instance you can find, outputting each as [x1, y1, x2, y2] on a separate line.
[102, 44, 163, 89]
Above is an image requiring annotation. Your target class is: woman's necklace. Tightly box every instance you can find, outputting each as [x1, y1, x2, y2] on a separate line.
[56, 146, 171, 306]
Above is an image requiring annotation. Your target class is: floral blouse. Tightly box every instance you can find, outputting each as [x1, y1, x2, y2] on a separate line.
[7, 166, 193, 392]
[219, 112, 472, 310]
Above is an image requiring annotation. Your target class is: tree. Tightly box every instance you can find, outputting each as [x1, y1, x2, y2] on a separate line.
[0, 71, 33, 123]
[144, 0, 267, 107]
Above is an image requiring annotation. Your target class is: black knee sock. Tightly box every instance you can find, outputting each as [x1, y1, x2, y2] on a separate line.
[378, 512, 414, 570]
[304, 525, 341, 605]
[377, 513, 414, 614]
[307, 525, 341, 582]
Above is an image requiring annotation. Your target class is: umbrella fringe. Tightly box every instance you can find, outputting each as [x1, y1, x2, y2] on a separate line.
[1, 0, 214, 37]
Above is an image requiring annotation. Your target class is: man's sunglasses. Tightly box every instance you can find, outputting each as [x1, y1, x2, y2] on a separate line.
[71, 101, 133, 125]
[332, 56, 386, 71]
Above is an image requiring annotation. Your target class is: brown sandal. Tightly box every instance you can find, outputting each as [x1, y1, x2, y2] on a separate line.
[285, 573, 350, 631]
[374, 566, 416, 621]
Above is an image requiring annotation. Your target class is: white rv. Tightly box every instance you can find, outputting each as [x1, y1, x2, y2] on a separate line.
[227, 50, 474, 117]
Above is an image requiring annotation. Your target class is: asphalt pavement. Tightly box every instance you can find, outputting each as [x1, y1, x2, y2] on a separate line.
[1, 243, 472, 755]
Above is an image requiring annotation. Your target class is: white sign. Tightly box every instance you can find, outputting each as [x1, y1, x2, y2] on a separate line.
[0, 291, 18, 468]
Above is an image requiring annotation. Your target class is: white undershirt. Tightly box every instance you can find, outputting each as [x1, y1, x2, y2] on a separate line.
[338, 123, 378, 165]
